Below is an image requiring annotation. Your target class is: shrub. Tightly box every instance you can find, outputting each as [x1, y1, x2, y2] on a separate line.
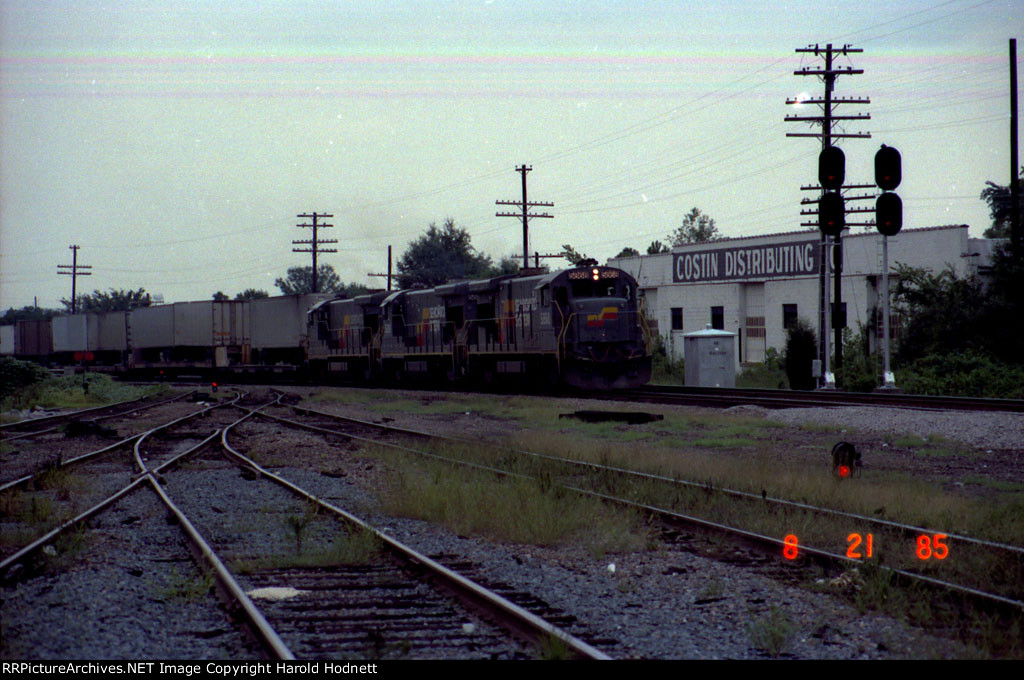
[737, 347, 788, 389]
[836, 325, 880, 393]
[898, 351, 1024, 399]
[0, 358, 50, 400]
[649, 334, 685, 385]
[783, 318, 817, 390]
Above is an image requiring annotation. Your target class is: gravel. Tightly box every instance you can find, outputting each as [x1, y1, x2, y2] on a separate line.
[3, 389, 1016, 660]
[1, 486, 256, 660]
[761, 405, 1024, 452]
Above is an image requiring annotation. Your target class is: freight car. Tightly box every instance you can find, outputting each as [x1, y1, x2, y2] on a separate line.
[3, 267, 651, 390]
[307, 265, 651, 390]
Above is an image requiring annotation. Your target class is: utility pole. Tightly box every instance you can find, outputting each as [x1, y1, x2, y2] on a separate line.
[57, 245, 92, 314]
[368, 245, 397, 291]
[496, 165, 554, 269]
[785, 43, 870, 386]
[1010, 38, 1020, 258]
[512, 251, 565, 269]
[293, 212, 337, 293]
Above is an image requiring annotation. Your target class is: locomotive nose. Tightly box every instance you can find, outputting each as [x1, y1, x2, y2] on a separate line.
[576, 299, 627, 342]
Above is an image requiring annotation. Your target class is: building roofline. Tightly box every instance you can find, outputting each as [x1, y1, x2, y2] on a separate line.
[609, 225, 971, 262]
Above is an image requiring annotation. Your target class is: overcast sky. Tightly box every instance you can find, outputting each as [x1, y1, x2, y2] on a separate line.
[1, 0, 1019, 309]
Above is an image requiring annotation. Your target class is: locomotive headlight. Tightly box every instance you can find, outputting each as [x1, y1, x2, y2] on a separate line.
[592, 268, 600, 281]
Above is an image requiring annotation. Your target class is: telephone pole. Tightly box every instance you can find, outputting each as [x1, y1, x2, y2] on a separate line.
[496, 165, 554, 269]
[368, 245, 397, 291]
[293, 212, 337, 293]
[57, 245, 92, 314]
[785, 43, 871, 385]
[1010, 38, 1020, 257]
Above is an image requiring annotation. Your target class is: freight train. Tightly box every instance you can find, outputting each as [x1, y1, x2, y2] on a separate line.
[0, 265, 652, 390]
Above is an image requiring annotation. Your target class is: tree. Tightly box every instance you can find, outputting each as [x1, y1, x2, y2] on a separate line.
[494, 256, 523, 276]
[891, 264, 991, 362]
[396, 218, 495, 289]
[980, 165, 1023, 239]
[234, 289, 269, 301]
[561, 244, 588, 266]
[1, 306, 62, 325]
[668, 207, 721, 246]
[614, 247, 640, 259]
[338, 282, 373, 298]
[275, 265, 343, 295]
[62, 288, 151, 313]
[647, 240, 671, 254]
[212, 291, 229, 301]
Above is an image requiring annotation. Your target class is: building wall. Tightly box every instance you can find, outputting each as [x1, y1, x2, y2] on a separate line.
[611, 225, 987, 367]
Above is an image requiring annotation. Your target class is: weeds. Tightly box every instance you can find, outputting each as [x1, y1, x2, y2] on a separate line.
[747, 606, 796, 657]
[156, 567, 215, 602]
[285, 503, 319, 554]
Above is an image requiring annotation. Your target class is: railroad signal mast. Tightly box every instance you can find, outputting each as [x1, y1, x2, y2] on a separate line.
[57, 245, 92, 314]
[785, 43, 871, 388]
[293, 212, 337, 294]
[874, 144, 903, 391]
[496, 165, 554, 269]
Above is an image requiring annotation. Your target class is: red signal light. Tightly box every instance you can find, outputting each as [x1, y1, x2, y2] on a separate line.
[837, 465, 851, 478]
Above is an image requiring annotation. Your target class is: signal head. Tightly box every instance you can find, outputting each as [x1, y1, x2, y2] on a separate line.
[818, 191, 845, 236]
[875, 192, 903, 236]
[875, 145, 902, 191]
[818, 146, 846, 191]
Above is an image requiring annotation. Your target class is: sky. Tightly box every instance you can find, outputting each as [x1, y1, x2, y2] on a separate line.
[1, 0, 1019, 309]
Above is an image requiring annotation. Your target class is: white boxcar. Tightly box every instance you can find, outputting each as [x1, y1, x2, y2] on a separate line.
[95, 311, 128, 351]
[0, 325, 15, 356]
[131, 305, 175, 349]
[52, 314, 94, 352]
[251, 294, 330, 349]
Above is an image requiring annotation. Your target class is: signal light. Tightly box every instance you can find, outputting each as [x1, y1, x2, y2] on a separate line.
[875, 192, 903, 236]
[211, 382, 218, 393]
[874, 145, 902, 191]
[818, 191, 845, 236]
[818, 146, 846, 191]
[837, 465, 851, 479]
[592, 268, 600, 281]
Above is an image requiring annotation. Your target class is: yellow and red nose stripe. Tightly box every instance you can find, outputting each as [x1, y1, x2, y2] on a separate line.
[586, 307, 619, 327]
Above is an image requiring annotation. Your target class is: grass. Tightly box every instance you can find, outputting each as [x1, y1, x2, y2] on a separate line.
[2, 372, 165, 412]
[232, 526, 383, 572]
[374, 445, 647, 555]
[747, 606, 797, 657]
[302, 387, 1024, 657]
[155, 567, 215, 602]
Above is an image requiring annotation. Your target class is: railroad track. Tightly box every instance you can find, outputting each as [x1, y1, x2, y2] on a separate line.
[0, 390, 197, 440]
[1, 395, 609, 660]
[610, 385, 1024, 413]
[266, 399, 1024, 622]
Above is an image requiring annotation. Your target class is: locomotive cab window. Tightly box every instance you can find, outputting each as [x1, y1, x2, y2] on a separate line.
[569, 280, 625, 298]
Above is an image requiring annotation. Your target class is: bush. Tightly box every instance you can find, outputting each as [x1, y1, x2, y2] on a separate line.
[836, 325, 881, 393]
[649, 334, 685, 385]
[783, 318, 817, 390]
[898, 351, 1024, 399]
[0, 357, 50, 400]
[737, 348, 788, 389]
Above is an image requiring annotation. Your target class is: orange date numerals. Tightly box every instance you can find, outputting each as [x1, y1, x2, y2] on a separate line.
[783, 534, 799, 560]
[915, 533, 949, 560]
[846, 533, 874, 559]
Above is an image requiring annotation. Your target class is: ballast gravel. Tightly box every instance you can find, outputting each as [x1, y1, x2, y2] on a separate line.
[3, 390, 1016, 660]
[1, 486, 256, 660]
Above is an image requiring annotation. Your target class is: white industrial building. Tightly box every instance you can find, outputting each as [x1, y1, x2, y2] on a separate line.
[608, 225, 999, 367]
